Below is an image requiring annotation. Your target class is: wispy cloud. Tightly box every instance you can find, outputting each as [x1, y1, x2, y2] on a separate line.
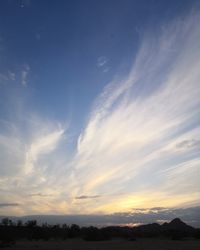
[176, 139, 200, 149]
[0, 203, 19, 207]
[69, 8, 200, 213]
[19, 0, 31, 8]
[0, 73, 9, 84]
[75, 195, 101, 200]
[1, 7, 200, 217]
[25, 124, 65, 174]
[0, 115, 66, 216]
[97, 56, 109, 73]
[97, 56, 108, 67]
[8, 71, 15, 81]
[0, 117, 65, 177]
[29, 193, 54, 197]
[0, 71, 15, 84]
[21, 64, 30, 86]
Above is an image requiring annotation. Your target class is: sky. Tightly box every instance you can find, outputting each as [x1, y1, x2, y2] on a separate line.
[0, 0, 200, 225]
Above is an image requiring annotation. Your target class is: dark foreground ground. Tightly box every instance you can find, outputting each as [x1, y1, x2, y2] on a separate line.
[5, 238, 200, 250]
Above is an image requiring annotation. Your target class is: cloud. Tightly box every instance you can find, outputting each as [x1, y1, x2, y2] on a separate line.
[1, 7, 200, 217]
[108, 206, 200, 227]
[29, 193, 53, 197]
[176, 139, 200, 149]
[25, 125, 65, 174]
[6, 206, 200, 227]
[97, 56, 108, 67]
[0, 133, 26, 177]
[75, 195, 101, 200]
[0, 114, 68, 216]
[0, 71, 15, 84]
[19, 0, 31, 8]
[0, 203, 19, 207]
[69, 8, 200, 213]
[97, 56, 109, 73]
[0, 114, 66, 216]
[21, 64, 30, 86]
[8, 71, 15, 81]
[0, 116, 65, 178]
[103, 67, 110, 73]
[0, 73, 9, 84]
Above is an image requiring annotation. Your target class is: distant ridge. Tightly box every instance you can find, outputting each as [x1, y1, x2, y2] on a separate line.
[162, 218, 194, 231]
[133, 218, 195, 235]
[0, 215, 198, 230]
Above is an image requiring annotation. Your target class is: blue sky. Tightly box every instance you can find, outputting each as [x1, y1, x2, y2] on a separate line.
[0, 0, 200, 223]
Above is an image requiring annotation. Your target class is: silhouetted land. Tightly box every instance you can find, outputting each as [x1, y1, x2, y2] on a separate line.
[0, 218, 200, 249]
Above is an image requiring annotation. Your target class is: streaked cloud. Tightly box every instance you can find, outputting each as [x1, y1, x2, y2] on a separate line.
[69, 8, 200, 213]
[25, 124, 65, 174]
[0, 203, 19, 207]
[0, 115, 66, 216]
[29, 193, 54, 197]
[176, 139, 200, 149]
[0, 116, 65, 177]
[75, 195, 101, 200]
[0, 6, 200, 219]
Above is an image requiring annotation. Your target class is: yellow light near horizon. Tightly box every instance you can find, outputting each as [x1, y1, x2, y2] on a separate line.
[91, 191, 200, 214]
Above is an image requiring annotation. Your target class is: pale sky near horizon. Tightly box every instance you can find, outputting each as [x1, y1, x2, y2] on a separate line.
[0, 0, 200, 219]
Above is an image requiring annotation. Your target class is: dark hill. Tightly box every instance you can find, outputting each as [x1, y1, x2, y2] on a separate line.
[133, 218, 195, 238]
[161, 218, 194, 231]
[135, 223, 161, 232]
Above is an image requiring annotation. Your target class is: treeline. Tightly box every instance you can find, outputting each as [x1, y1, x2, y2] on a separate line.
[0, 217, 200, 245]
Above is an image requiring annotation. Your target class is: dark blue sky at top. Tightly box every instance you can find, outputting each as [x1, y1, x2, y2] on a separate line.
[0, 0, 195, 135]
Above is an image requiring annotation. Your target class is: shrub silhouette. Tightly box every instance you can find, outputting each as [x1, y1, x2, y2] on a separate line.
[0, 217, 198, 242]
[69, 224, 80, 238]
